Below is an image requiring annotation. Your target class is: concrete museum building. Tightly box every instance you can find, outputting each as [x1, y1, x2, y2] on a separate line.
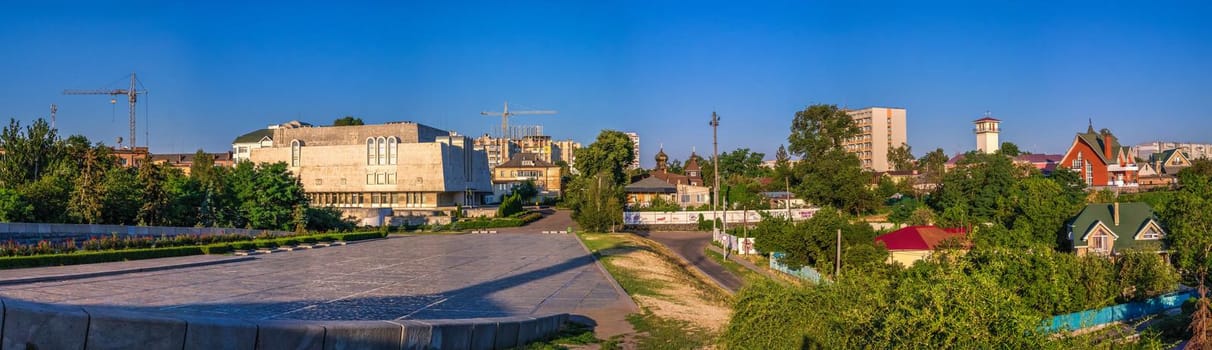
[239, 121, 493, 223]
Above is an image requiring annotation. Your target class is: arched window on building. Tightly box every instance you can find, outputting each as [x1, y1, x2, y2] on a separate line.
[388, 137, 398, 165]
[366, 138, 376, 165]
[377, 137, 387, 165]
[290, 140, 301, 167]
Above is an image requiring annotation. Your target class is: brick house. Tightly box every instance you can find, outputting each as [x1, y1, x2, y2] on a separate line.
[1058, 124, 1138, 187]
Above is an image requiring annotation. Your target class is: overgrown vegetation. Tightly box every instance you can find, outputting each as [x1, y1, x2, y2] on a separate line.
[724, 249, 1177, 349]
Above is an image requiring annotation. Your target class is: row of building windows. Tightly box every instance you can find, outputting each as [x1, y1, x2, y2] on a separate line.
[367, 137, 399, 165]
[367, 172, 398, 185]
[307, 192, 429, 206]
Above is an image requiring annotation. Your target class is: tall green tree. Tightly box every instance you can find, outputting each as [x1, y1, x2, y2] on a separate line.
[68, 147, 106, 223]
[101, 167, 140, 225]
[136, 162, 169, 225]
[0, 118, 60, 187]
[786, 104, 875, 215]
[569, 171, 623, 232]
[887, 143, 915, 171]
[702, 148, 767, 187]
[573, 130, 634, 185]
[243, 162, 307, 230]
[917, 147, 948, 184]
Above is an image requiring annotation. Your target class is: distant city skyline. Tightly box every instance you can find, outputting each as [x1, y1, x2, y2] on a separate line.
[1, 2, 1210, 168]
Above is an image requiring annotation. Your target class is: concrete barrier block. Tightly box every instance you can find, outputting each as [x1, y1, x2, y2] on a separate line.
[494, 320, 520, 349]
[322, 320, 403, 350]
[467, 320, 498, 350]
[392, 320, 432, 350]
[1, 299, 89, 350]
[181, 315, 258, 350]
[256, 320, 326, 350]
[533, 315, 560, 341]
[425, 319, 474, 350]
[84, 307, 187, 350]
[515, 317, 541, 345]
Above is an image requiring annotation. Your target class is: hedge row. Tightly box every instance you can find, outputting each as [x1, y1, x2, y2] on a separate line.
[0, 246, 205, 269]
[451, 212, 544, 230]
[0, 232, 388, 270]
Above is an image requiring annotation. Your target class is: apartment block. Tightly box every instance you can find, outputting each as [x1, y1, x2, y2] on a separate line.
[842, 107, 907, 172]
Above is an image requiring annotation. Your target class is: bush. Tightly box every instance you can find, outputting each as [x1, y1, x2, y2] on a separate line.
[498, 193, 525, 217]
[0, 246, 205, 269]
[200, 244, 233, 255]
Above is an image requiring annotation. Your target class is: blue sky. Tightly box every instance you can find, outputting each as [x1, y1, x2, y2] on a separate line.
[2, 1, 1209, 168]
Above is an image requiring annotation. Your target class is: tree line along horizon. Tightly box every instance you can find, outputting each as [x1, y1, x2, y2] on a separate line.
[562, 103, 1212, 348]
[0, 118, 350, 232]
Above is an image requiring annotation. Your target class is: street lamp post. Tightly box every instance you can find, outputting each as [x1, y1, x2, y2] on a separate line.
[710, 112, 720, 236]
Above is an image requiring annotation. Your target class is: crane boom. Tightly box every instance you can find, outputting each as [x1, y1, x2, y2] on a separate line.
[479, 101, 557, 138]
[63, 73, 147, 148]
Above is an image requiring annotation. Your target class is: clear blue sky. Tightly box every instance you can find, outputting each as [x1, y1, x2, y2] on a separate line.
[2, 1, 1209, 168]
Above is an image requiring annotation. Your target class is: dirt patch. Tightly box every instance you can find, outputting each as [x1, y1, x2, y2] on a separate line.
[602, 238, 732, 332]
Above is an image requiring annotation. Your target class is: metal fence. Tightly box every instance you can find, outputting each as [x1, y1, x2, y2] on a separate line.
[1042, 289, 1197, 333]
[769, 252, 825, 284]
[623, 208, 818, 226]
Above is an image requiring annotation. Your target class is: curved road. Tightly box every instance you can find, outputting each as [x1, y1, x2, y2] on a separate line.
[639, 231, 744, 292]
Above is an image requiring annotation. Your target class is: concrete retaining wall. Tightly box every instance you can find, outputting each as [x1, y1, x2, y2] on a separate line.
[0, 223, 295, 245]
[0, 298, 568, 350]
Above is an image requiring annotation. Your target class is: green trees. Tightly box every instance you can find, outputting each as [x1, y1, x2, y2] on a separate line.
[887, 143, 915, 171]
[332, 116, 364, 126]
[786, 104, 876, 215]
[569, 171, 624, 232]
[568, 130, 634, 232]
[0, 118, 321, 230]
[751, 207, 884, 273]
[917, 147, 948, 184]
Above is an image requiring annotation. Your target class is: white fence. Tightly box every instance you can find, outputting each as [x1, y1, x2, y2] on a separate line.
[622, 208, 818, 226]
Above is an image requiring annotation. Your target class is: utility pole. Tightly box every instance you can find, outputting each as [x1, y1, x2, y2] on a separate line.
[835, 228, 842, 277]
[49, 104, 57, 130]
[710, 111, 720, 235]
[785, 176, 792, 219]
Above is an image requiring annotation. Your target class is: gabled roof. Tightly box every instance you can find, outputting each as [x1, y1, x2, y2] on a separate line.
[625, 176, 678, 194]
[1075, 128, 1128, 164]
[1069, 202, 1165, 251]
[233, 129, 273, 144]
[496, 152, 556, 168]
[875, 226, 967, 251]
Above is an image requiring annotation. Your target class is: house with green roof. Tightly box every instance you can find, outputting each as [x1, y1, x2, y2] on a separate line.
[1149, 149, 1192, 175]
[1067, 202, 1166, 256]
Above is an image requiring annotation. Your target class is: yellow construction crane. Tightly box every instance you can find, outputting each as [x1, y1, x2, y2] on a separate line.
[63, 73, 147, 148]
[480, 101, 557, 138]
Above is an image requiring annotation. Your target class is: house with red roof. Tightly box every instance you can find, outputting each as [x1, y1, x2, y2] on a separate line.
[875, 226, 969, 266]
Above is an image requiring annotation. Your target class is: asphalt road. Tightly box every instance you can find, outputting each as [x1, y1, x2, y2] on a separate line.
[640, 230, 744, 292]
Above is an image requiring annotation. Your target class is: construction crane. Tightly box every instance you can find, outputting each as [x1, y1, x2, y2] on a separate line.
[480, 101, 557, 138]
[63, 73, 147, 148]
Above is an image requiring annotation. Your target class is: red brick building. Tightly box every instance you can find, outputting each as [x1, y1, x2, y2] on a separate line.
[1059, 125, 1138, 188]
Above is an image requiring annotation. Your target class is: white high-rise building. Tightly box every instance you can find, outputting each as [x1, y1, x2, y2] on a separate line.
[625, 132, 640, 169]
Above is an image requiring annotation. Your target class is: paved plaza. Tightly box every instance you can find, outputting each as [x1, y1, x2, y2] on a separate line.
[0, 233, 630, 322]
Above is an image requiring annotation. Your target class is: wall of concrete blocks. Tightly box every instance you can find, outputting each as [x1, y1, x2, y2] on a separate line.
[0, 223, 293, 244]
[0, 298, 569, 350]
